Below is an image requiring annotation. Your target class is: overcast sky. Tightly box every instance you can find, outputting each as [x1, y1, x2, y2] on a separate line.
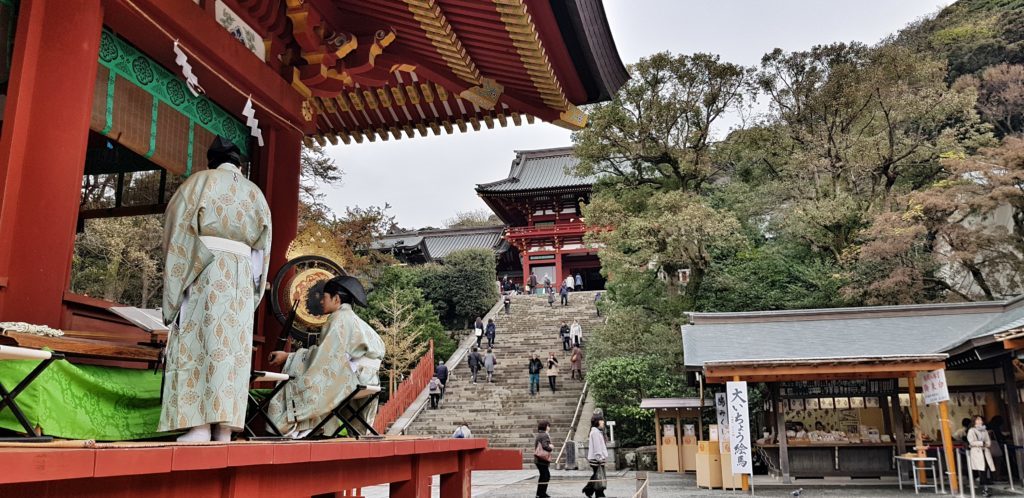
[320, 0, 953, 230]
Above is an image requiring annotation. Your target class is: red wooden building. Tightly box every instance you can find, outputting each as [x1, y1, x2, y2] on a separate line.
[0, 0, 626, 495]
[0, 0, 625, 359]
[477, 146, 604, 290]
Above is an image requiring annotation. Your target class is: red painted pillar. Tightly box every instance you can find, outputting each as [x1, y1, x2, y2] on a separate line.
[521, 249, 530, 292]
[440, 452, 472, 498]
[254, 125, 302, 368]
[554, 245, 563, 288]
[0, 0, 103, 326]
[390, 456, 430, 498]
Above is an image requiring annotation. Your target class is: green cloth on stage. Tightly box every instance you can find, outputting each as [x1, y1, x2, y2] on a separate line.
[0, 359, 168, 441]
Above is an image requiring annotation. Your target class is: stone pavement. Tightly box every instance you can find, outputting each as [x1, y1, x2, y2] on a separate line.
[363, 470, 1024, 497]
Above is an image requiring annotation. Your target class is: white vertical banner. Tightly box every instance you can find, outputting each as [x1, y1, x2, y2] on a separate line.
[726, 381, 753, 475]
[921, 369, 950, 405]
[715, 392, 729, 453]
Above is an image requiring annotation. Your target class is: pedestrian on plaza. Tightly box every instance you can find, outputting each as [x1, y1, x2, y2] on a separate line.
[570, 318, 583, 348]
[468, 347, 483, 384]
[570, 345, 583, 381]
[547, 288, 555, 307]
[543, 274, 551, 294]
[582, 416, 608, 498]
[575, 273, 583, 291]
[435, 359, 449, 397]
[560, 283, 569, 306]
[452, 422, 472, 438]
[968, 415, 996, 497]
[503, 293, 512, 315]
[559, 321, 571, 351]
[594, 292, 602, 317]
[484, 348, 498, 383]
[546, 352, 559, 393]
[428, 375, 442, 409]
[534, 420, 553, 498]
[528, 353, 542, 396]
[474, 316, 484, 347]
[528, 272, 538, 295]
[486, 318, 497, 348]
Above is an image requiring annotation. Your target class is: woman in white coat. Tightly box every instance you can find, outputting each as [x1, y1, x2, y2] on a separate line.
[968, 415, 996, 497]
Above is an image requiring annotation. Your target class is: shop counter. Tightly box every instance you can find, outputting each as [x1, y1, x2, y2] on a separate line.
[757, 442, 896, 478]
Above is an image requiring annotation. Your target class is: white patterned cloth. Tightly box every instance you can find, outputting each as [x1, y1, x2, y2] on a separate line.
[0, 322, 64, 337]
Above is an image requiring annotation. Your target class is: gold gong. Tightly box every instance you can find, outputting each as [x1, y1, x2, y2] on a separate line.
[287, 267, 335, 327]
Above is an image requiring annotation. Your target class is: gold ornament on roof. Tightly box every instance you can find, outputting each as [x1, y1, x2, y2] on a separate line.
[285, 224, 346, 268]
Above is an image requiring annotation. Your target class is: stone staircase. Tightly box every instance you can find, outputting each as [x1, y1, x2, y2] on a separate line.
[405, 290, 603, 462]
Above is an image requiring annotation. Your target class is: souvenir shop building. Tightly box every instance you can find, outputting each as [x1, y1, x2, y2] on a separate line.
[682, 297, 1024, 488]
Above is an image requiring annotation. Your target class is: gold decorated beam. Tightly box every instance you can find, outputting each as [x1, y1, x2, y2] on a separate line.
[402, 0, 482, 86]
[492, 0, 570, 111]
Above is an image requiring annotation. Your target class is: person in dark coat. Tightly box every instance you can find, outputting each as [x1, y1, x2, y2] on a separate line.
[528, 272, 538, 294]
[559, 283, 569, 306]
[485, 319, 497, 348]
[468, 347, 484, 384]
[534, 420, 553, 498]
[528, 354, 543, 396]
[574, 273, 583, 291]
[547, 288, 555, 307]
[503, 293, 511, 314]
[559, 321, 571, 351]
[435, 359, 449, 397]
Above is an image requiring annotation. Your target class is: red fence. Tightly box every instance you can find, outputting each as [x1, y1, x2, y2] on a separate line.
[373, 339, 434, 433]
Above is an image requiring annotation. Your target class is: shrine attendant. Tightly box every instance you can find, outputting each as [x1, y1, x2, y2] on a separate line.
[267, 276, 386, 438]
[159, 136, 272, 442]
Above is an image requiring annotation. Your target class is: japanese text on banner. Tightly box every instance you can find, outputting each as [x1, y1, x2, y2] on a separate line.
[715, 392, 729, 453]
[921, 369, 950, 405]
[726, 381, 752, 475]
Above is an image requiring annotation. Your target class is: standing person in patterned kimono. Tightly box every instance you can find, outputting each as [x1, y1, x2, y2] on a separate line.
[159, 136, 272, 442]
[267, 276, 386, 438]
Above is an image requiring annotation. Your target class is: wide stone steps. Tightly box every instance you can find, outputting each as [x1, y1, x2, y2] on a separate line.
[405, 291, 601, 462]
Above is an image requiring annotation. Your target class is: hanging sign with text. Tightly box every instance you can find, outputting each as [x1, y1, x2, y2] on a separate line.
[715, 392, 729, 453]
[921, 369, 950, 405]
[726, 381, 752, 475]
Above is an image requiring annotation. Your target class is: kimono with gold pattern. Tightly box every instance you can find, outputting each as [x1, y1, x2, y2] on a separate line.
[158, 163, 271, 432]
[269, 304, 386, 435]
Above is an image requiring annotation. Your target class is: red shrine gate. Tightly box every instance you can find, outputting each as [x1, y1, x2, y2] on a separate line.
[477, 147, 604, 291]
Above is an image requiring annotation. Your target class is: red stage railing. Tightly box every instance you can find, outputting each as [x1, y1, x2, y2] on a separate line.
[374, 339, 434, 433]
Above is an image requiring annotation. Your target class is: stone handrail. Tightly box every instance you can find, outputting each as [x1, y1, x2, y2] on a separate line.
[555, 379, 589, 468]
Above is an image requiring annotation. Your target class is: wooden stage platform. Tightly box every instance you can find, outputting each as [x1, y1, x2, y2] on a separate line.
[0, 436, 522, 497]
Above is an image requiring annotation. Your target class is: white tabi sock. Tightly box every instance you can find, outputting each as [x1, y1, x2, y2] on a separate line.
[212, 424, 236, 442]
[176, 423, 212, 442]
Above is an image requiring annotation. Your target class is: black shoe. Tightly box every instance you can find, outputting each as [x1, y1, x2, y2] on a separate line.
[583, 489, 593, 498]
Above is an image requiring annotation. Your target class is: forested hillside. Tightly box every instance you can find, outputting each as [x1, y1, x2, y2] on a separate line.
[582, 0, 1024, 446]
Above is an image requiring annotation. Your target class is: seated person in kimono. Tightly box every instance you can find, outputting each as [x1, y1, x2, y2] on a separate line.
[267, 276, 385, 438]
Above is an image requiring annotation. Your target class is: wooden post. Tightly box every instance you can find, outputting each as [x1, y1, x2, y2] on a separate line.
[908, 374, 926, 482]
[890, 393, 906, 455]
[654, 411, 663, 473]
[1003, 358, 1024, 482]
[698, 374, 704, 439]
[734, 376, 749, 492]
[939, 400, 959, 494]
[676, 413, 684, 473]
[773, 383, 791, 484]
[0, 0, 104, 326]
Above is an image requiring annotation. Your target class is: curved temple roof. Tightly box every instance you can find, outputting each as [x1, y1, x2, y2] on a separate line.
[682, 297, 1024, 369]
[228, 0, 629, 144]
